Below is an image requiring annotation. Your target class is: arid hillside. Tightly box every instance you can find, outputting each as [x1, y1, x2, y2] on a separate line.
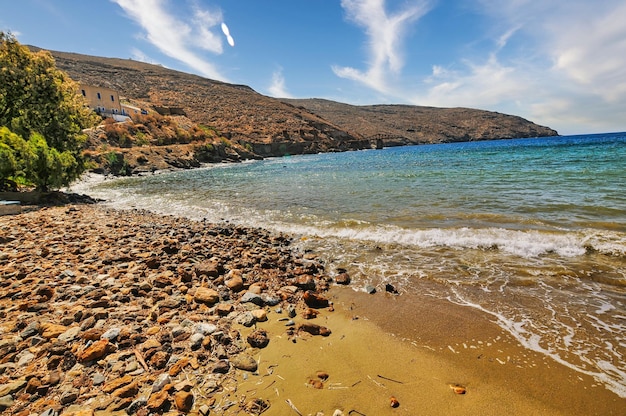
[35, 48, 558, 174]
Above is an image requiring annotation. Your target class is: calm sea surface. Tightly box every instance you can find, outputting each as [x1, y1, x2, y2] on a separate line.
[73, 132, 626, 397]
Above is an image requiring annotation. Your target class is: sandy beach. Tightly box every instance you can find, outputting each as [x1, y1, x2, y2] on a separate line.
[0, 203, 623, 415]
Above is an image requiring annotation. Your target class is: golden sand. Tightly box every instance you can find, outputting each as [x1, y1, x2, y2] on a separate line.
[218, 287, 624, 415]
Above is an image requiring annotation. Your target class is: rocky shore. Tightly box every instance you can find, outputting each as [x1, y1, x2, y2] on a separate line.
[0, 204, 342, 415]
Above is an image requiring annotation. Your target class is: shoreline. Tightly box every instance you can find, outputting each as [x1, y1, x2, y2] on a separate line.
[0, 204, 623, 415]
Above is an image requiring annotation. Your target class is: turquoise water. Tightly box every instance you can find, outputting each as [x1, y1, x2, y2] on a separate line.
[74, 132, 626, 397]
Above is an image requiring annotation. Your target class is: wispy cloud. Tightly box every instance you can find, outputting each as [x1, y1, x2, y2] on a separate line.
[333, 0, 431, 93]
[112, 0, 227, 81]
[267, 67, 293, 98]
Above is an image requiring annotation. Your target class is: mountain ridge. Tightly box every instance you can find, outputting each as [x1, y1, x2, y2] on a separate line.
[32, 47, 558, 174]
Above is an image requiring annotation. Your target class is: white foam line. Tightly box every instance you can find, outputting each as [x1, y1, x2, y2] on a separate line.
[448, 291, 626, 398]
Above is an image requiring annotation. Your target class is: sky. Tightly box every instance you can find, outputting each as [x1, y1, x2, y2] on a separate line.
[2, 0, 626, 135]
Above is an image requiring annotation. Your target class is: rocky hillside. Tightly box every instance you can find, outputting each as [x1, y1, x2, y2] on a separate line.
[282, 99, 558, 146]
[36, 48, 557, 174]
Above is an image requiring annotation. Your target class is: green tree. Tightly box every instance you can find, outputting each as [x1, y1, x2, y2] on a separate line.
[0, 32, 98, 190]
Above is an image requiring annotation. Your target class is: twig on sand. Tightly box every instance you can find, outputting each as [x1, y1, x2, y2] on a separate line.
[349, 410, 367, 416]
[377, 374, 404, 384]
[285, 399, 303, 415]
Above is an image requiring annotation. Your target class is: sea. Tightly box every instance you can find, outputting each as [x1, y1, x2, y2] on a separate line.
[72, 132, 626, 398]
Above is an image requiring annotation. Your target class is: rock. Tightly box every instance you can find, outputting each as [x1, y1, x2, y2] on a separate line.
[212, 360, 230, 374]
[112, 381, 139, 398]
[189, 333, 204, 350]
[174, 391, 194, 412]
[365, 285, 377, 294]
[385, 283, 399, 294]
[20, 321, 40, 339]
[194, 259, 222, 278]
[126, 398, 147, 414]
[92, 373, 105, 386]
[149, 351, 170, 369]
[298, 323, 332, 336]
[78, 339, 111, 362]
[193, 287, 220, 305]
[101, 327, 121, 341]
[247, 329, 270, 348]
[0, 394, 14, 410]
[231, 354, 258, 372]
[59, 387, 79, 405]
[0, 378, 26, 397]
[303, 291, 329, 308]
[240, 291, 264, 306]
[147, 389, 170, 412]
[40, 323, 68, 339]
[237, 312, 256, 327]
[103, 374, 134, 394]
[251, 309, 268, 322]
[194, 322, 218, 335]
[216, 303, 234, 316]
[335, 272, 351, 285]
[16, 351, 35, 367]
[151, 373, 172, 393]
[58, 326, 81, 342]
[225, 273, 244, 291]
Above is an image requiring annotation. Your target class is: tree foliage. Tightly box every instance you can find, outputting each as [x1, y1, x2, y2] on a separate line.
[0, 31, 98, 190]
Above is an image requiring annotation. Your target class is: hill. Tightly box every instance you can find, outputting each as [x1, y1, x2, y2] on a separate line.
[40, 48, 557, 174]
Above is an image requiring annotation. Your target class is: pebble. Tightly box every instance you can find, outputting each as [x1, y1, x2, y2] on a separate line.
[0, 205, 337, 414]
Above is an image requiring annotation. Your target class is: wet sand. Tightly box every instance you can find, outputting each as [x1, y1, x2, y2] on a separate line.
[219, 286, 624, 415]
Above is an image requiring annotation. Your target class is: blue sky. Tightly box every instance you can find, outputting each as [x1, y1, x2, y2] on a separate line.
[2, 0, 626, 135]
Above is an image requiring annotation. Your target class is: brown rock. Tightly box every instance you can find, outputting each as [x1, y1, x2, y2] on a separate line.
[303, 291, 329, 308]
[79, 339, 111, 362]
[216, 303, 234, 316]
[335, 272, 351, 285]
[247, 329, 270, 348]
[149, 351, 170, 369]
[225, 274, 244, 292]
[174, 391, 194, 412]
[102, 374, 133, 394]
[193, 287, 220, 305]
[112, 381, 139, 398]
[169, 357, 189, 377]
[251, 309, 267, 322]
[230, 354, 258, 372]
[40, 323, 68, 339]
[298, 323, 331, 336]
[194, 259, 222, 278]
[147, 386, 171, 412]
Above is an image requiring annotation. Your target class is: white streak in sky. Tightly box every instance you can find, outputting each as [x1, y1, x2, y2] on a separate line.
[267, 67, 293, 98]
[112, 0, 228, 81]
[333, 0, 431, 93]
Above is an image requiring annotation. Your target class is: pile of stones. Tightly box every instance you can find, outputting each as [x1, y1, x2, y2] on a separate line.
[0, 205, 340, 415]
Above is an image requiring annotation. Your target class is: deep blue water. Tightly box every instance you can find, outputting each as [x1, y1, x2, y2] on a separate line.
[74, 132, 626, 397]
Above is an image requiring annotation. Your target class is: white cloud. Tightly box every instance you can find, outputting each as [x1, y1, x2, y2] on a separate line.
[333, 0, 431, 93]
[112, 0, 227, 81]
[267, 68, 293, 98]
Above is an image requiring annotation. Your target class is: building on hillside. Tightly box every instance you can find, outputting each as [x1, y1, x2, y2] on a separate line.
[79, 84, 122, 116]
[79, 84, 149, 121]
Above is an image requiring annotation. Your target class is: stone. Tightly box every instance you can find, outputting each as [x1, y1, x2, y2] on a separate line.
[216, 303, 234, 316]
[79, 339, 111, 362]
[303, 291, 329, 308]
[174, 391, 194, 412]
[231, 354, 258, 372]
[335, 272, 351, 285]
[151, 373, 172, 393]
[240, 292, 264, 306]
[40, 323, 68, 339]
[149, 351, 170, 369]
[112, 381, 139, 398]
[365, 285, 377, 294]
[58, 326, 81, 342]
[237, 312, 256, 327]
[189, 333, 204, 350]
[102, 374, 133, 394]
[147, 389, 170, 412]
[194, 259, 222, 278]
[20, 321, 40, 339]
[0, 394, 14, 409]
[59, 387, 79, 405]
[0, 378, 26, 397]
[251, 309, 268, 322]
[298, 323, 332, 336]
[92, 373, 105, 386]
[247, 329, 269, 348]
[212, 360, 230, 374]
[225, 273, 244, 291]
[193, 287, 220, 305]
[194, 322, 217, 335]
[101, 327, 121, 341]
